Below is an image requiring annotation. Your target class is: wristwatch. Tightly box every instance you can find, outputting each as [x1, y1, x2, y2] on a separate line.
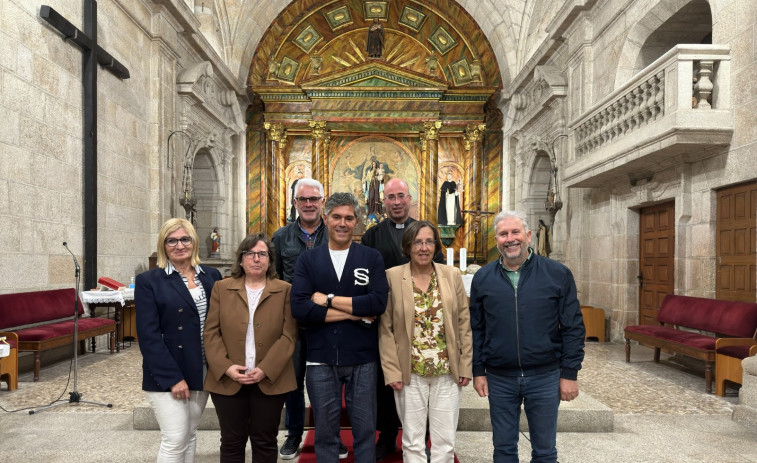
[326, 293, 334, 308]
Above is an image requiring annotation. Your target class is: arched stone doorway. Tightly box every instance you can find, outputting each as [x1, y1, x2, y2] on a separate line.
[193, 149, 222, 259]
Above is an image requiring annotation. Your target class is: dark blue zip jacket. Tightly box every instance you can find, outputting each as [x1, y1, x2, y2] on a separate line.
[469, 251, 585, 380]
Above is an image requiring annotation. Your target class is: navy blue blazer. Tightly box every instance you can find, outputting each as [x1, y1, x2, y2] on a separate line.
[135, 265, 222, 392]
[291, 242, 388, 366]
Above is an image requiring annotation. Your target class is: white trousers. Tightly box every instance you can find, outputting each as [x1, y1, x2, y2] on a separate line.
[394, 373, 461, 463]
[146, 391, 209, 463]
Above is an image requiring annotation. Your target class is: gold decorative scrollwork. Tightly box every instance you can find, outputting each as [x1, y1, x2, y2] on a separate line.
[309, 120, 328, 139]
[463, 123, 486, 150]
[422, 120, 442, 141]
[264, 122, 288, 149]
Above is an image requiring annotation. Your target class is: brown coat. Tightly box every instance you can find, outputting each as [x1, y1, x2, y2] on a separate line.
[203, 276, 297, 396]
[379, 262, 473, 385]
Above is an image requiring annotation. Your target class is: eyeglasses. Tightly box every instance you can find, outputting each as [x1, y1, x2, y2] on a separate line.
[412, 239, 436, 248]
[242, 250, 269, 260]
[385, 193, 408, 202]
[295, 196, 323, 204]
[165, 237, 193, 247]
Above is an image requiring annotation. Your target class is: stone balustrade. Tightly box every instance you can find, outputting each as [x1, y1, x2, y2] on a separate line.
[564, 45, 732, 188]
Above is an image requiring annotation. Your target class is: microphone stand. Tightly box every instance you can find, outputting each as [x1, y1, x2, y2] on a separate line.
[30, 243, 113, 414]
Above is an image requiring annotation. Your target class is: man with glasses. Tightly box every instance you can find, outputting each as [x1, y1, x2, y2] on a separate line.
[291, 192, 389, 462]
[361, 177, 444, 461]
[273, 178, 348, 460]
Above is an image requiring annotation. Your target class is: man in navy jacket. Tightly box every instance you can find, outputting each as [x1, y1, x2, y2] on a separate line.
[470, 210, 584, 463]
[291, 192, 389, 463]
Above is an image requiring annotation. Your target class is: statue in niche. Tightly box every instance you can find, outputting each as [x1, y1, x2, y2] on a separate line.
[289, 178, 300, 222]
[437, 172, 463, 226]
[366, 19, 385, 58]
[362, 154, 385, 217]
[210, 227, 221, 256]
[288, 165, 306, 222]
[536, 219, 551, 257]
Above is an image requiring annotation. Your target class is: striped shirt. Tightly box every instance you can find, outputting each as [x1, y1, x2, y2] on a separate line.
[165, 262, 208, 364]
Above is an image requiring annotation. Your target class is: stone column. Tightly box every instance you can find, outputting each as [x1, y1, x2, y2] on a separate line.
[264, 122, 288, 236]
[463, 123, 486, 257]
[309, 120, 330, 193]
[421, 121, 441, 224]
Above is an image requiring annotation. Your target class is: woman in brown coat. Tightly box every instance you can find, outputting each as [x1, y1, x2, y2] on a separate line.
[204, 233, 297, 463]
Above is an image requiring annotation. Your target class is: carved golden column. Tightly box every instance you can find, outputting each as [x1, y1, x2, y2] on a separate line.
[309, 120, 330, 193]
[421, 121, 441, 224]
[264, 122, 288, 236]
[463, 123, 486, 254]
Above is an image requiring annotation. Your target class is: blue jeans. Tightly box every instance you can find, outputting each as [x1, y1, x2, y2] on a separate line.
[487, 369, 560, 463]
[307, 363, 377, 463]
[284, 334, 307, 437]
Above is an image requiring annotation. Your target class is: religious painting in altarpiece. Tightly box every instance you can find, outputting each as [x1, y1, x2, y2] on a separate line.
[330, 136, 421, 235]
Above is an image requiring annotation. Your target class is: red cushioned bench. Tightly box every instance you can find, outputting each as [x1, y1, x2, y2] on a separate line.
[0, 289, 116, 382]
[624, 294, 757, 393]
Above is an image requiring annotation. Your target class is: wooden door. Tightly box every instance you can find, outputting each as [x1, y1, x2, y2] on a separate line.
[639, 202, 675, 325]
[717, 182, 757, 302]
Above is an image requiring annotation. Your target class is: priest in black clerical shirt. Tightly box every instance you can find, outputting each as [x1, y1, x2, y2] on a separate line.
[361, 177, 444, 461]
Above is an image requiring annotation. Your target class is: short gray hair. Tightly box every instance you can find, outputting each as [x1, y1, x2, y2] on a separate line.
[294, 178, 324, 198]
[325, 192, 360, 218]
[492, 210, 530, 233]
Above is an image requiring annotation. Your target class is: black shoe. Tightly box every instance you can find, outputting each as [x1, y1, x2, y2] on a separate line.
[425, 446, 430, 462]
[339, 441, 349, 459]
[375, 438, 398, 461]
[279, 435, 303, 460]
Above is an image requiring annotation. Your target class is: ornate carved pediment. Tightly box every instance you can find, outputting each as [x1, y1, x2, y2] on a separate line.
[253, 60, 494, 132]
[177, 61, 245, 133]
[510, 65, 567, 132]
[301, 61, 448, 95]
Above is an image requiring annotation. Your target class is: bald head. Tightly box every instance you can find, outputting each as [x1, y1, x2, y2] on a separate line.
[383, 178, 412, 223]
[385, 178, 408, 194]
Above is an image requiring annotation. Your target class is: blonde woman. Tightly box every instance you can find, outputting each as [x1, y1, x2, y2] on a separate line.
[136, 218, 222, 463]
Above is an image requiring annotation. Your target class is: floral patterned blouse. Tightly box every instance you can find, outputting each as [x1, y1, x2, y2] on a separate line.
[410, 271, 450, 377]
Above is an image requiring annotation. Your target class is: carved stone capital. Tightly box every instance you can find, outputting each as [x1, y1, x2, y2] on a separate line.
[464, 123, 486, 150]
[264, 122, 287, 149]
[309, 120, 329, 140]
[421, 120, 442, 141]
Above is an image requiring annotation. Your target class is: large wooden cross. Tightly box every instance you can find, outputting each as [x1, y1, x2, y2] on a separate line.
[41, 1, 129, 290]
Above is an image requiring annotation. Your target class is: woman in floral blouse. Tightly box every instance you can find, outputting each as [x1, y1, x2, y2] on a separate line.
[379, 220, 473, 463]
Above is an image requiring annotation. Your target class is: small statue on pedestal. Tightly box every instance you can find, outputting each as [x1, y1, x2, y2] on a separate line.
[210, 227, 221, 257]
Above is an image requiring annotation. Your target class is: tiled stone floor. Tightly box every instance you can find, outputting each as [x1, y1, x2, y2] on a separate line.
[0, 341, 739, 415]
[1, 341, 756, 463]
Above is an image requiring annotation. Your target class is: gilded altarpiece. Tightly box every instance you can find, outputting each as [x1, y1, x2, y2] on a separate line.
[245, 0, 504, 262]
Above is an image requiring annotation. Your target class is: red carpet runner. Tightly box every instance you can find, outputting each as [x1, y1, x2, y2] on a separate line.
[296, 429, 460, 463]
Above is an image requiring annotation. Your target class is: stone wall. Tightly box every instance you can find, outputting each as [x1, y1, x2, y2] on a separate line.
[499, 0, 757, 342]
[0, 1, 246, 293]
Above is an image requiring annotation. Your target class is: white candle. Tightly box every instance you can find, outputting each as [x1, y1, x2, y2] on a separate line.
[446, 248, 454, 266]
[459, 248, 467, 272]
